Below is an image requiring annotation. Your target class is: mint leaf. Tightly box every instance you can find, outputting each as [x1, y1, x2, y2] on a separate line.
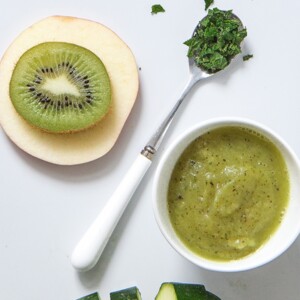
[205, 0, 214, 10]
[151, 4, 165, 15]
[243, 54, 253, 61]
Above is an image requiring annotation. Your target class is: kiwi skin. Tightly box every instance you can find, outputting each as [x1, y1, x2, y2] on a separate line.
[9, 41, 112, 134]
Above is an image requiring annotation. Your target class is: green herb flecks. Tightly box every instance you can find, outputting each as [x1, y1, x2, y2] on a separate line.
[205, 0, 214, 10]
[184, 8, 247, 73]
[151, 4, 165, 15]
[243, 54, 253, 61]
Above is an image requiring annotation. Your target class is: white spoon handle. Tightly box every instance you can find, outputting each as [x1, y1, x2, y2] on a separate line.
[71, 74, 201, 272]
[71, 154, 151, 272]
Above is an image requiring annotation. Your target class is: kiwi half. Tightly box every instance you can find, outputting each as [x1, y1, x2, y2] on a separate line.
[10, 42, 111, 133]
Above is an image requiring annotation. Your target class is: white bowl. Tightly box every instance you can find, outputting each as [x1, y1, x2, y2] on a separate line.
[153, 117, 300, 272]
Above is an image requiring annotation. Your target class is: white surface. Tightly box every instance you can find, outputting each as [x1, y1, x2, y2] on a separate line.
[153, 118, 300, 272]
[1, 0, 300, 299]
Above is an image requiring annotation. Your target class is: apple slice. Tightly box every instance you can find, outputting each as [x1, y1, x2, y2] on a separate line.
[0, 16, 139, 165]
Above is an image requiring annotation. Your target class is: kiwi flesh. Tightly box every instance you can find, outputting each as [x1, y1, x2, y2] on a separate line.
[9, 42, 111, 133]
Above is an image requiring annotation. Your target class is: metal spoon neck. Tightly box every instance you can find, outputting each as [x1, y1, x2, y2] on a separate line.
[141, 73, 204, 160]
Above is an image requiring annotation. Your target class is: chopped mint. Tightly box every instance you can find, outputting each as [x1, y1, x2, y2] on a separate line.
[151, 4, 165, 14]
[243, 54, 253, 61]
[205, 0, 214, 10]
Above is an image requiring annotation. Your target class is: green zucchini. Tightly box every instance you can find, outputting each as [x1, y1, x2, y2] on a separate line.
[110, 286, 142, 300]
[77, 292, 100, 300]
[155, 282, 221, 300]
[206, 291, 221, 300]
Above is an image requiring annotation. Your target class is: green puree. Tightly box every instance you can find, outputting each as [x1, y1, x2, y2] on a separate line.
[168, 127, 290, 261]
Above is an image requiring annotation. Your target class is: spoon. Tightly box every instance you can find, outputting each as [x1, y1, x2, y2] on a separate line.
[71, 14, 244, 272]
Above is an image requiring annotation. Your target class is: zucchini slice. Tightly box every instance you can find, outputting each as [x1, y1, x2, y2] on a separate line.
[110, 286, 142, 300]
[77, 292, 100, 300]
[207, 291, 221, 300]
[155, 282, 221, 300]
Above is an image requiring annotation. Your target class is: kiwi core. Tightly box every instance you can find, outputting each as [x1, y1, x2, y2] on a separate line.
[9, 42, 111, 133]
[42, 75, 81, 97]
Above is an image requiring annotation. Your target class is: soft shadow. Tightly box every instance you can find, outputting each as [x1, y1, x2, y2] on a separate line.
[188, 236, 300, 299]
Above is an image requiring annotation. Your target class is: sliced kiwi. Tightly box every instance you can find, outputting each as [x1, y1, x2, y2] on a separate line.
[9, 42, 111, 133]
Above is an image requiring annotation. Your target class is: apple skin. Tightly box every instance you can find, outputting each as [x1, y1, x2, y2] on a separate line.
[0, 16, 139, 165]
